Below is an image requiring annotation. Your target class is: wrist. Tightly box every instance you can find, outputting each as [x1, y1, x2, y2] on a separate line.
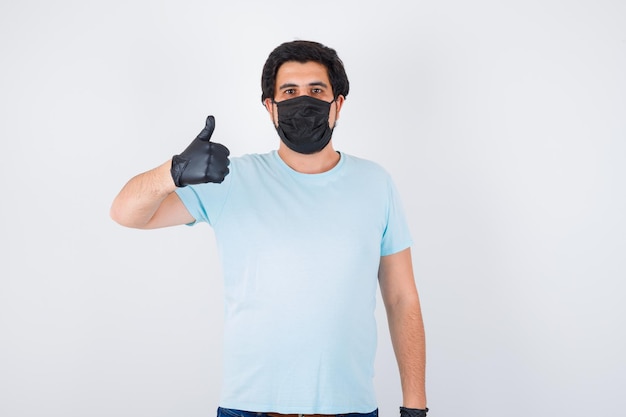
[401, 394, 427, 411]
[400, 406, 429, 417]
[159, 159, 178, 192]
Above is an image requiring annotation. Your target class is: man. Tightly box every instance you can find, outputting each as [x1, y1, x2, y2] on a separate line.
[110, 40, 427, 417]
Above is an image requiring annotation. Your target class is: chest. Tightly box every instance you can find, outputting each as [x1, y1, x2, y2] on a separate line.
[216, 174, 388, 254]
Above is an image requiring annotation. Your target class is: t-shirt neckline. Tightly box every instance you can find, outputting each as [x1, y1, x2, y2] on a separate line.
[271, 150, 345, 181]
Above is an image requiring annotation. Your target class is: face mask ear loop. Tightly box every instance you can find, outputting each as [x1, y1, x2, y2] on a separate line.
[331, 97, 338, 128]
[270, 98, 279, 126]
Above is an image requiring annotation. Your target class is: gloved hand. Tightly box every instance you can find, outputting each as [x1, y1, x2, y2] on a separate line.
[400, 406, 429, 417]
[170, 115, 230, 187]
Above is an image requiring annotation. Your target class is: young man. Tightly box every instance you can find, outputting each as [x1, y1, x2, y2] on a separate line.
[110, 40, 427, 417]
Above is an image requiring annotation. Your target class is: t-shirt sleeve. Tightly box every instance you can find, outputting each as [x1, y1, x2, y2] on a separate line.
[174, 170, 233, 226]
[380, 176, 413, 256]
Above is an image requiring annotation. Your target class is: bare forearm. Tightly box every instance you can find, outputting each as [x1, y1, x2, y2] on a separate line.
[387, 297, 427, 409]
[110, 160, 177, 228]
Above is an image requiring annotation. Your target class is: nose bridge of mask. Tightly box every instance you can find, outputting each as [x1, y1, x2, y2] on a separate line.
[273, 95, 335, 112]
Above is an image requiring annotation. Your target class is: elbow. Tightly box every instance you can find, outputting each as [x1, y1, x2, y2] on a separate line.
[109, 203, 144, 229]
[109, 204, 130, 228]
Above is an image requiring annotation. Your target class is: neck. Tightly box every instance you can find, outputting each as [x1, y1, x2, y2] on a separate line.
[277, 141, 340, 174]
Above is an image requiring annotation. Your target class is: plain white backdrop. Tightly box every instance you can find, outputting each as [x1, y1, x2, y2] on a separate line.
[1, 1, 625, 416]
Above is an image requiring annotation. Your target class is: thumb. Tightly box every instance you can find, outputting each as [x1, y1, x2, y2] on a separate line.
[196, 115, 215, 141]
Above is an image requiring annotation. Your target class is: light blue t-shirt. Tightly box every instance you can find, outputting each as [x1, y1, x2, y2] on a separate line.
[175, 150, 412, 414]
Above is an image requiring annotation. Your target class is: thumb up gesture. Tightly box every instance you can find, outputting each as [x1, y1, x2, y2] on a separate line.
[170, 116, 230, 187]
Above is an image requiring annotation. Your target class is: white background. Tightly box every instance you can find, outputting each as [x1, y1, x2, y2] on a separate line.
[1, 1, 625, 416]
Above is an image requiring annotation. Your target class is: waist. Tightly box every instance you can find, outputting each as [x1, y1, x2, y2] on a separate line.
[267, 414, 334, 417]
[218, 408, 378, 417]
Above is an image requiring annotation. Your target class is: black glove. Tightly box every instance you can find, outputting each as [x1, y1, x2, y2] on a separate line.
[171, 115, 230, 187]
[400, 406, 429, 417]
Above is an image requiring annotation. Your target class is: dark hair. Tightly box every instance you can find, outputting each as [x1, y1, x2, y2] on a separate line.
[261, 40, 350, 102]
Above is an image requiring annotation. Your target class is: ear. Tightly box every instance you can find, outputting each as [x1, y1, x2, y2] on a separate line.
[334, 95, 346, 120]
[264, 98, 274, 115]
[264, 98, 279, 126]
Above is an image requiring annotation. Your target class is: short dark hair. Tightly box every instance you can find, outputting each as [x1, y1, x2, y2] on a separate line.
[261, 40, 350, 103]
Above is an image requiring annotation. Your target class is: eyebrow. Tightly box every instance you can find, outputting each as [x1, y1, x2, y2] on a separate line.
[278, 81, 329, 90]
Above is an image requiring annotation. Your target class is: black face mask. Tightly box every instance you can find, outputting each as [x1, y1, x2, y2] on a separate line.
[274, 95, 335, 154]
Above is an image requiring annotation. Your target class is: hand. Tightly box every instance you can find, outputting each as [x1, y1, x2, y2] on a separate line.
[170, 115, 230, 187]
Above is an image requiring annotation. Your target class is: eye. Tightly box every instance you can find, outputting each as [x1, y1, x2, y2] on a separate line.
[312, 88, 323, 94]
[283, 88, 296, 95]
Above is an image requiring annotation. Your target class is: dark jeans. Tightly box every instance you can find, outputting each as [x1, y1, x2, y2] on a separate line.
[217, 407, 378, 417]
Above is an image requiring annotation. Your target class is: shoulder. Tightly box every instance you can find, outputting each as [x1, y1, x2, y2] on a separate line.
[229, 151, 276, 172]
[341, 152, 393, 181]
[231, 151, 273, 164]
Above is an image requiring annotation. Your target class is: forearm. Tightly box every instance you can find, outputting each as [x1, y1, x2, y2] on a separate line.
[110, 160, 177, 228]
[386, 296, 427, 409]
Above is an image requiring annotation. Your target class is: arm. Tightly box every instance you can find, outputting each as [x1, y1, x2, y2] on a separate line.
[110, 115, 230, 229]
[378, 247, 427, 410]
[110, 160, 194, 229]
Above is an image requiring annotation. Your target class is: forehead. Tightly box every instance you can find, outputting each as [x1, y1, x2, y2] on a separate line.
[275, 61, 330, 85]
